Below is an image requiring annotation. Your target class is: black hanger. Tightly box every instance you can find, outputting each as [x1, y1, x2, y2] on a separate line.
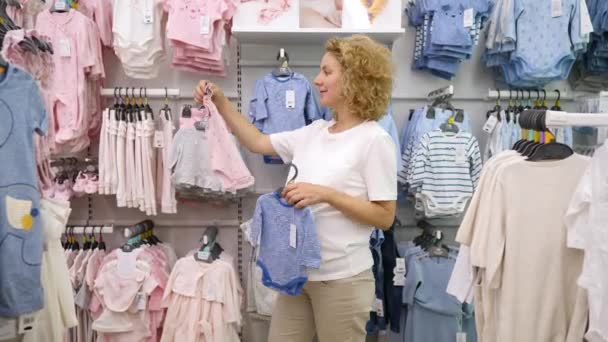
[540, 89, 548, 110]
[527, 111, 573, 161]
[143, 87, 154, 120]
[162, 87, 172, 120]
[533, 89, 540, 109]
[550, 89, 561, 111]
[524, 90, 532, 110]
[276, 163, 298, 194]
[194, 226, 222, 262]
[273, 48, 292, 77]
[516, 89, 525, 114]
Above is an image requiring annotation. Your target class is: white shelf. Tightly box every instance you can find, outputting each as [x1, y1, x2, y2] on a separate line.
[232, 27, 405, 46]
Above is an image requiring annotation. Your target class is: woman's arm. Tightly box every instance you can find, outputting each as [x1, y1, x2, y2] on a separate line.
[282, 182, 396, 230]
[195, 81, 276, 156]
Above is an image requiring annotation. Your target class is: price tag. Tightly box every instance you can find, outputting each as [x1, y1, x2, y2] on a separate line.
[143, 0, 153, 23]
[289, 223, 297, 248]
[463, 8, 474, 28]
[197, 250, 210, 261]
[136, 292, 147, 310]
[551, 0, 562, 18]
[455, 146, 467, 165]
[456, 332, 467, 342]
[59, 38, 71, 57]
[580, 0, 594, 34]
[17, 314, 36, 334]
[373, 298, 384, 317]
[393, 274, 405, 286]
[54, 0, 66, 11]
[286, 90, 295, 109]
[153, 131, 164, 148]
[200, 15, 210, 34]
[0, 318, 17, 340]
[482, 115, 498, 133]
[394, 258, 406, 273]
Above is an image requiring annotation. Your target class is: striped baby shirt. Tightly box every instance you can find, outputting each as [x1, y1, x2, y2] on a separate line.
[410, 130, 482, 217]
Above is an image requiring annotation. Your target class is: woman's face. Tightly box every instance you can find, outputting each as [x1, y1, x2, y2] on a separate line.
[314, 52, 343, 108]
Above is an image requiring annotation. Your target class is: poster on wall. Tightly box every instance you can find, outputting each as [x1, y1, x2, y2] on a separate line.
[299, 0, 343, 28]
[233, 0, 299, 29]
[299, 0, 401, 29]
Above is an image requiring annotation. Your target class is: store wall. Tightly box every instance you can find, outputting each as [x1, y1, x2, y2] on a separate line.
[67, 17, 579, 342]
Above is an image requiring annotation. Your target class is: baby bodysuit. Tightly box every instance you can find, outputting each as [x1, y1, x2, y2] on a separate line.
[250, 192, 321, 296]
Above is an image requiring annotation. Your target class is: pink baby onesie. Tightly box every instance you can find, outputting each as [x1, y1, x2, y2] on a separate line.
[35, 10, 102, 152]
[196, 98, 254, 193]
[165, 0, 234, 50]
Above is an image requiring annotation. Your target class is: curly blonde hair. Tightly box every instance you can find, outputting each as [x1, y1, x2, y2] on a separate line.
[325, 35, 393, 121]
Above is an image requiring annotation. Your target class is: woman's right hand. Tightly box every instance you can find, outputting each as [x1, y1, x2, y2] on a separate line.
[195, 80, 226, 108]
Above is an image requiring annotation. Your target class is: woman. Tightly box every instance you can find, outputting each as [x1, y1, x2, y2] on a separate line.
[195, 35, 397, 342]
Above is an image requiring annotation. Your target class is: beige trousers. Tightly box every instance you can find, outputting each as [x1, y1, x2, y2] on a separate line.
[268, 269, 374, 342]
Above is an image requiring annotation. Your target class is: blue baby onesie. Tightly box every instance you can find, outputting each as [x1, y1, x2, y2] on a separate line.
[250, 192, 321, 296]
[248, 72, 321, 164]
[0, 65, 48, 316]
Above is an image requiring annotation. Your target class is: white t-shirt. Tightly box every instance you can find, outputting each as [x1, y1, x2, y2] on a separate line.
[270, 119, 397, 281]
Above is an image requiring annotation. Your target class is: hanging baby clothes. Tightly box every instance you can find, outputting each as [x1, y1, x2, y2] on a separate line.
[160, 255, 243, 342]
[484, 0, 591, 87]
[1, 29, 56, 194]
[111, 0, 166, 79]
[170, 97, 254, 199]
[0, 64, 47, 317]
[35, 8, 105, 153]
[454, 151, 590, 342]
[249, 192, 321, 296]
[564, 139, 608, 342]
[248, 72, 322, 164]
[22, 199, 78, 342]
[90, 247, 171, 342]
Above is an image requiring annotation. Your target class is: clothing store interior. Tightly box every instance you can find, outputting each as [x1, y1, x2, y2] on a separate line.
[1, 0, 608, 341]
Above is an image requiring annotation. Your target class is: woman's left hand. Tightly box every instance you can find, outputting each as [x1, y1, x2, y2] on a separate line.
[282, 182, 332, 209]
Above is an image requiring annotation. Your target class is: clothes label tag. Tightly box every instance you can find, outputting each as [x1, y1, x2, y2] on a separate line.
[580, 0, 594, 34]
[289, 223, 297, 248]
[373, 298, 384, 317]
[455, 146, 467, 165]
[482, 115, 498, 133]
[393, 274, 405, 286]
[463, 8, 474, 28]
[54, 0, 66, 11]
[59, 38, 71, 57]
[17, 314, 36, 334]
[286, 90, 296, 109]
[551, 0, 562, 17]
[0, 318, 16, 340]
[153, 131, 164, 148]
[197, 250, 210, 261]
[395, 258, 406, 273]
[143, 0, 153, 23]
[136, 292, 146, 310]
[456, 332, 467, 342]
[200, 15, 210, 34]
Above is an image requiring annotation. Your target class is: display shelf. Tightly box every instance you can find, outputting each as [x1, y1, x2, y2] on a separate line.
[232, 27, 405, 46]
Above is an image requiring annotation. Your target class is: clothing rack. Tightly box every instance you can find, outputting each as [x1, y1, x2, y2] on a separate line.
[100, 88, 181, 98]
[428, 85, 454, 100]
[545, 110, 608, 128]
[99, 88, 239, 100]
[488, 89, 568, 101]
[65, 225, 114, 234]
